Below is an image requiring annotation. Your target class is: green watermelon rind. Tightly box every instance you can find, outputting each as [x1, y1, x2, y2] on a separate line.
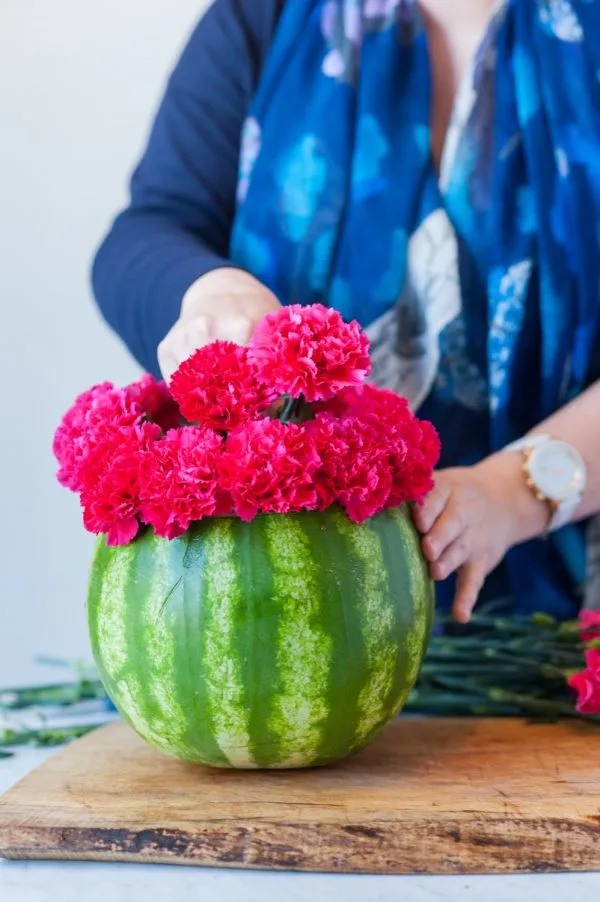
[87, 505, 434, 769]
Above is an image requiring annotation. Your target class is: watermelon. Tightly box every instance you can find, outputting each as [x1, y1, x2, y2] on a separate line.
[88, 505, 434, 769]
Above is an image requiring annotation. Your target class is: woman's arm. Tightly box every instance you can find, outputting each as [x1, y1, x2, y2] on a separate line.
[91, 0, 283, 376]
[413, 380, 600, 621]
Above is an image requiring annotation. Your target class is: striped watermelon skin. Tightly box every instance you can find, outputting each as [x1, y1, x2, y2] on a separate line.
[88, 505, 434, 769]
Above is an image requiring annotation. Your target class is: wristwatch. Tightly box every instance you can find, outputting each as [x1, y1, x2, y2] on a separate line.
[503, 434, 587, 533]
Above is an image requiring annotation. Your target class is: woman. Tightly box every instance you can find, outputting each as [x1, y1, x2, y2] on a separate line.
[92, 0, 600, 622]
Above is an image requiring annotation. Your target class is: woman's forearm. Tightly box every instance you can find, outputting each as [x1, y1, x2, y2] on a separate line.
[528, 380, 600, 520]
[475, 380, 600, 545]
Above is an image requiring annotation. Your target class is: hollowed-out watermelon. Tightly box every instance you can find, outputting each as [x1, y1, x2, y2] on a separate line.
[88, 505, 434, 769]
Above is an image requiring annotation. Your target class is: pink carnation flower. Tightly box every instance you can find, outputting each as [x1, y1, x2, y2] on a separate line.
[169, 341, 275, 431]
[53, 383, 113, 485]
[249, 304, 371, 402]
[126, 374, 181, 431]
[568, 648, 600, 715]
[53, 384, 143, 492]
[329, 383, 410, 421]
[80, 422, 161, 546]
[309, 414, 393, 523]
[220, 420, 320, 522]
[139, 427, 224, 539]
[316, 384, 440, 506]
[386, 417, 440, 506]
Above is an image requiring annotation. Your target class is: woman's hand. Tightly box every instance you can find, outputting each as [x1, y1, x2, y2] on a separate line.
[158, 268, 281, 382]
[412, 454, 549, 623]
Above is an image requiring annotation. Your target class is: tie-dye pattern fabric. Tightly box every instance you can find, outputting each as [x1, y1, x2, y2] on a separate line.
[230, 0, 600, 617]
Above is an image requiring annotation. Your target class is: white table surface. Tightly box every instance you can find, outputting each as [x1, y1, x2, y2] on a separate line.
[1, 745, 600, 902]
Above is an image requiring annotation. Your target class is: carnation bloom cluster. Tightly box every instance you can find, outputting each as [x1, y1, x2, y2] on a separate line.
[54, 304, 440, 546]
[569, 611, 600, 715]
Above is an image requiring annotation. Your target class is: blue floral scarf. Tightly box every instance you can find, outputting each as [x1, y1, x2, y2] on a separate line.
[230, 0, 600, 617]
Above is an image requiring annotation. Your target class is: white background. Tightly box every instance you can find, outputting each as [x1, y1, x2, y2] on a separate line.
[0, 0, 212, 685]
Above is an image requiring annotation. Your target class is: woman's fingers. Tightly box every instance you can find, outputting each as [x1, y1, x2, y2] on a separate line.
[412, 467, 510, 620]
[412, 478, 451, 535]
[158, 311, 261, 382]
[158, 317, 208, 382]
[429, 534, 471, 581]
[453, 561, 487, 623]
[216, 313, 256, 345]
[421, 501, 464, 562]
[157, 337, 180, 383]
[182, 316, 211, 355]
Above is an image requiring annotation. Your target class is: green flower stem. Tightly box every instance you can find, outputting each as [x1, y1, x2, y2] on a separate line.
[486, 688, 584, 719]
[278, 394, 312, 425]
[406, 690, 522, 716]
[278, 395, 296, 424]
[420, 663, 527, 676]
[480, 651, 572, 677]
[0, 723, 102, 750]
[0, 680, 106, 710]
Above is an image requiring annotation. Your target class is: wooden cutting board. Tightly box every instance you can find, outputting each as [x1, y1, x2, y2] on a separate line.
[0, 718, 599, 874]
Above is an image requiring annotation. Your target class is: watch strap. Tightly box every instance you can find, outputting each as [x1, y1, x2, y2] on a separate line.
[548, 495, 581, 532]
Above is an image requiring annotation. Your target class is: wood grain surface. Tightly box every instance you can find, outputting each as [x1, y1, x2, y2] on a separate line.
[0, 718, 599, 874]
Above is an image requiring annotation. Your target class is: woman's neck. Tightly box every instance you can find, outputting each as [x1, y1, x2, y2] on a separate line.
[418, 0, 498, 29]
[418, 0, 498, 173]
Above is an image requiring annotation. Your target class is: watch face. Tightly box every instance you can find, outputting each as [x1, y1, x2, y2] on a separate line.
[529, 440, 586, 503]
